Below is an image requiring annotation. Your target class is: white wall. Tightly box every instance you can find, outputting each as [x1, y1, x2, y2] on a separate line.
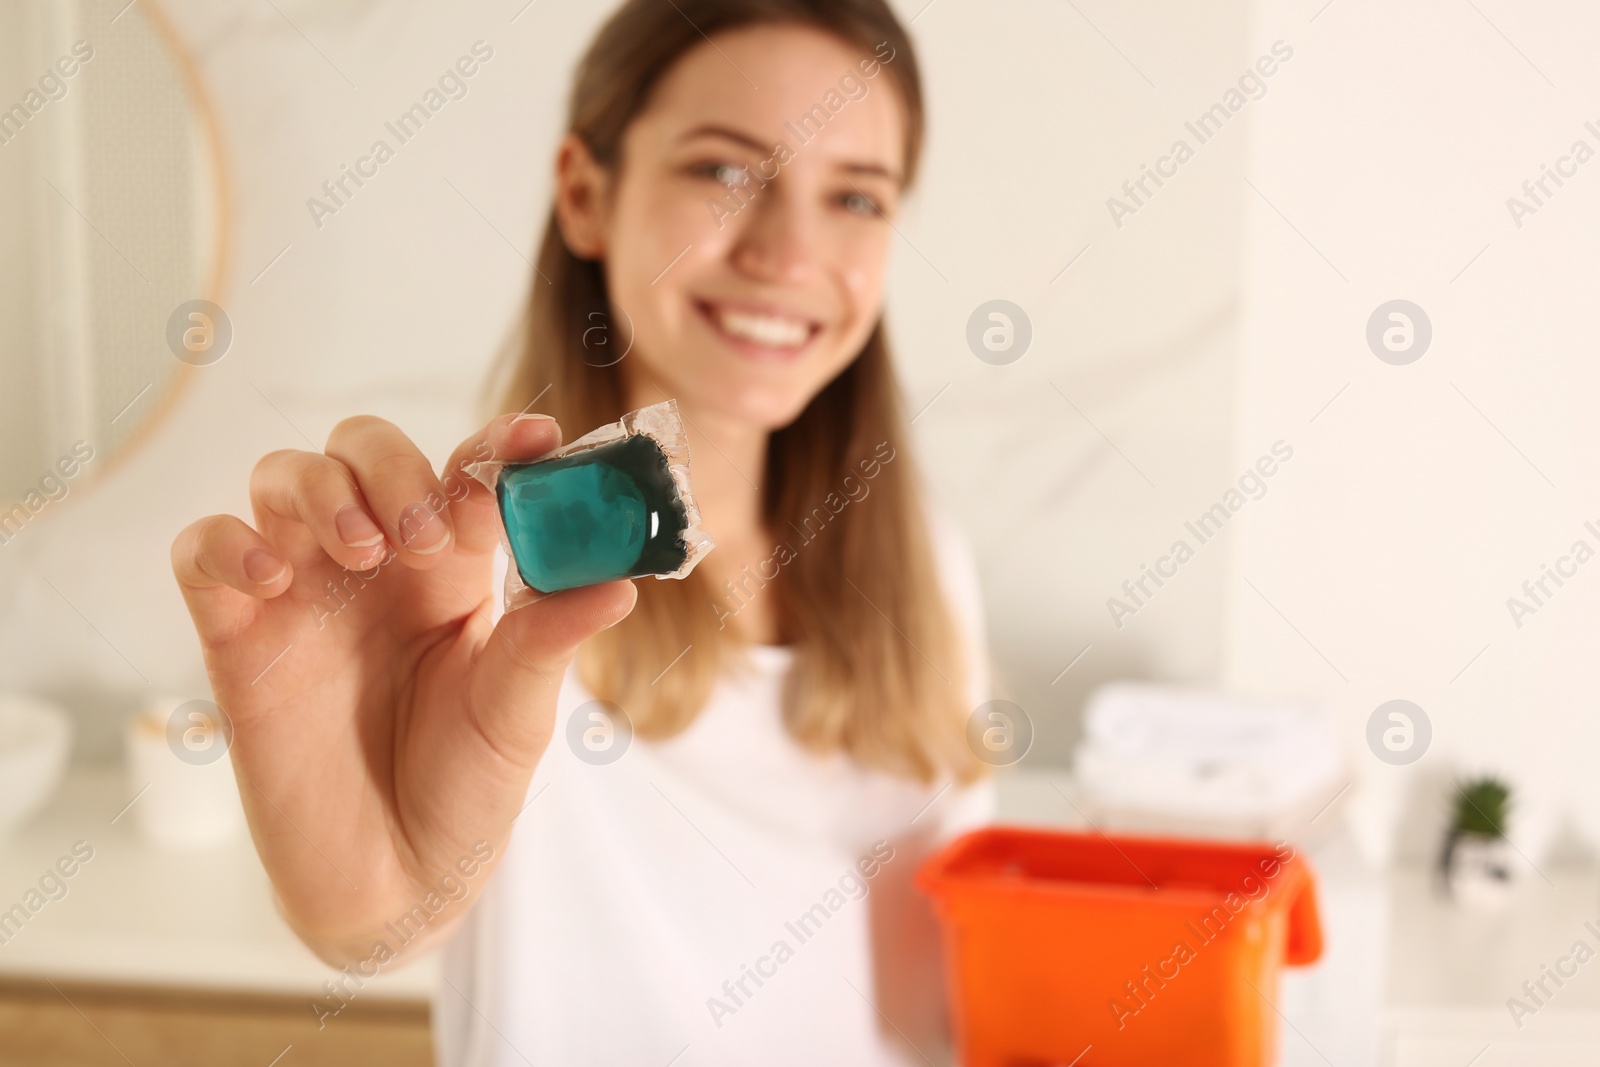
[900, 0, 1256, 763]
[0, 0, 1257, 765]
[1226, 0, 1600, 865]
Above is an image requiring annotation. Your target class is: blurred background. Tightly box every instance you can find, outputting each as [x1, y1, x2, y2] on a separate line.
[2, 0, 1598, 1063]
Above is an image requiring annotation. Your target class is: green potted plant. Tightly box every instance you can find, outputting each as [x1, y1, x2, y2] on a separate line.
[1442, 775, 1514, 908]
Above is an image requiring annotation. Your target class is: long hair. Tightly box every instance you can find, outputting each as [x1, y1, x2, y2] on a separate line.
[492, 0, 979, 784]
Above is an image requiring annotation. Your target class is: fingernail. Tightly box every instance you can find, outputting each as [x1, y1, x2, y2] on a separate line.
[397, 503, 451, 554]
[335, 504, 385, 548]
[243, 548, 288, 585]
[512, 413, 556, 425]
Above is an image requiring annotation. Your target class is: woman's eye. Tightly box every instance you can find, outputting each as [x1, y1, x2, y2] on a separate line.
[699, 162, 749, 188]
[841, 191, 881, 216]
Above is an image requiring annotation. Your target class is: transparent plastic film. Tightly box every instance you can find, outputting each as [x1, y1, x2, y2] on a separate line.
[466, 399, 715, 609]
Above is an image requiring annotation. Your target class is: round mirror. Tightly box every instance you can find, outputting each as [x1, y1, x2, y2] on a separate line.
[0, 0, 227, 528]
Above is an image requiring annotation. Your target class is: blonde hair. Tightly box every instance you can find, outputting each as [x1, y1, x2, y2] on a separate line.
[492, 0, 979, 784]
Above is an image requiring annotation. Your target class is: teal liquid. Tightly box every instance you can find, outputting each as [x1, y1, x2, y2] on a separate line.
[497, 434, 690, 593]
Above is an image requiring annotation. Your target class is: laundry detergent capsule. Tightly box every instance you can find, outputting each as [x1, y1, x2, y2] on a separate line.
[469, 400, 714, 602]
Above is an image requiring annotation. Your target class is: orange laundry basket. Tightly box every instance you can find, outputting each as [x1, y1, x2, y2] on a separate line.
[916, 826, 1322, 1067]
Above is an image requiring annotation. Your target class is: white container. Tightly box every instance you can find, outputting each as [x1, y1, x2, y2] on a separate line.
[123, 695, 244, 851]
[1445, 834, 1515, 911]
[0, 694, 73, 843]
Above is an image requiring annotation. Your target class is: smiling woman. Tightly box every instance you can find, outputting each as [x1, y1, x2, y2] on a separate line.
[432, 5, 993, 1062]
[169, 2, 991, 1065]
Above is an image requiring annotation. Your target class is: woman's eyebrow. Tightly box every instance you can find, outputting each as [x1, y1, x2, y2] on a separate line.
[838, 161, 902, 184]
[675, 123, 772, 152]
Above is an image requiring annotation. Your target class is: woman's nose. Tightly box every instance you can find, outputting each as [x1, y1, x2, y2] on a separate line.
[728, 183, 817, 284]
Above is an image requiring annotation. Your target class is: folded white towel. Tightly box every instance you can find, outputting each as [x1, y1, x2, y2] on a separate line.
[1074, 682, 1345, 836]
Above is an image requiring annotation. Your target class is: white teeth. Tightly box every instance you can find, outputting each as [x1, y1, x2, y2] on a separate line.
[713, 307, 810, 348]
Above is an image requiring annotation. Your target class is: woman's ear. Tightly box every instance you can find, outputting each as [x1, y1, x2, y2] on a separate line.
[554, 132, 611, 260]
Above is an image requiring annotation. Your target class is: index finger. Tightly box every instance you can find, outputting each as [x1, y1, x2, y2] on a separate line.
[324, 415, 458, 568]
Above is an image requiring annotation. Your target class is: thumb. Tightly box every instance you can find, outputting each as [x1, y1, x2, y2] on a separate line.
[467, 579, 638, 763]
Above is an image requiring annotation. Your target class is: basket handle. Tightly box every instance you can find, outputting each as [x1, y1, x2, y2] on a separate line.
[1283, 861, 1324, 967]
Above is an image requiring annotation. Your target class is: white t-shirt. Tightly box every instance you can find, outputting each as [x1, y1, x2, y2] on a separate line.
[433, 511, 994, 1067]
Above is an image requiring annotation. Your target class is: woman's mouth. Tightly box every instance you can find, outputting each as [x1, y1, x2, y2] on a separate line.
[695, 299, 821, 361]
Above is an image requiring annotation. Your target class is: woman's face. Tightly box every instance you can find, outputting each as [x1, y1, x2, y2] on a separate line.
[561, 24, 907, 432]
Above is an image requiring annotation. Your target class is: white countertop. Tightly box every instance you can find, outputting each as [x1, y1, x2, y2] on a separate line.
[4, 765, 1598, 1065]
[0, 766, 438, 1001]
[1380, 866, 1600, 1066]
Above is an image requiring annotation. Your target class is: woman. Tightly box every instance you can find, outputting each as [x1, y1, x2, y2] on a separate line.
[171, 1, 992, 1063]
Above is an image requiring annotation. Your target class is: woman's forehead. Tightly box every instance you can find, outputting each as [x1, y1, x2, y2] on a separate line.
[636, 23, 905, 171]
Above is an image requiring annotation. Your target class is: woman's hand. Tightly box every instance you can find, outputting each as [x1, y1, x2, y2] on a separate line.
[171, 413, 636, 964]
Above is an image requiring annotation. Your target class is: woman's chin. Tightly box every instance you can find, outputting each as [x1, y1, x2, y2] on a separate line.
[689, 385, 818, 435]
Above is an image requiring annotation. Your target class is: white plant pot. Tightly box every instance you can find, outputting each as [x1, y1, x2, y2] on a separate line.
[1446, 834, 1514, 910]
